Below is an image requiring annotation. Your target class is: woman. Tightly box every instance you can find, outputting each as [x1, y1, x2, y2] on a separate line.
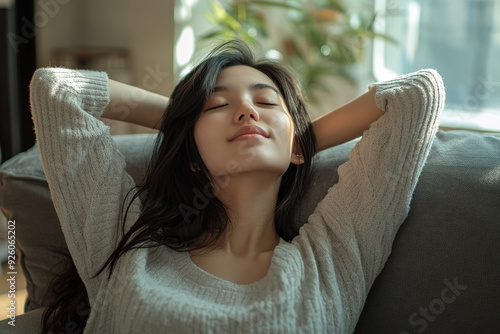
[30, 41, 444, 333]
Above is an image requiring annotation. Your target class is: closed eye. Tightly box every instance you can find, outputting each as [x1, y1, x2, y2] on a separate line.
[257, 102, 278, 107]
[206, 104, 228, 111]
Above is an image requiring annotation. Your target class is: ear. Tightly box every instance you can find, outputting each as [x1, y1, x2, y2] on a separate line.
[290, 138, 304, 165]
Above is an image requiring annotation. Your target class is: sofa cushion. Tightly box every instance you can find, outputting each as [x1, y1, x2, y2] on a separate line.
[0, 133, 155, 311]
[0, 307, 45, 334]
[353, 130, 500, 333]
[0, 130, 499, 333]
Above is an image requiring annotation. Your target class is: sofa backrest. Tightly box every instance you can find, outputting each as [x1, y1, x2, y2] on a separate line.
[0, 130, 499, 333]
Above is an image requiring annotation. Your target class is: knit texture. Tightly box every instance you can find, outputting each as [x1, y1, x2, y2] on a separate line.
[30, 67, 445, 333]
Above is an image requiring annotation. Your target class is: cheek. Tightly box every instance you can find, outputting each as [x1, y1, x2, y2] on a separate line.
[194, 113, 222, 144]
[269, 112, 294, 148]
[194, 117, 227, 172]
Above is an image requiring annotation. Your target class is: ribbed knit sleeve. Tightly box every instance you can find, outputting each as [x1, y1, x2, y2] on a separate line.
[29, 68, 140, 295]
[292, 69, 445, 332]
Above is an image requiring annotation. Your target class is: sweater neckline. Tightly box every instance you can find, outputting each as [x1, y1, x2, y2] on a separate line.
[175, 238, 289, 292]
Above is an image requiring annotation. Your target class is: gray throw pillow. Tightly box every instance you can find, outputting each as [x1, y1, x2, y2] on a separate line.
[0, 134, 155, 311]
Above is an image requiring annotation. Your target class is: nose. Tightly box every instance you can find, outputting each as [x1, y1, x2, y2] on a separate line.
[233, 102, 259, 123]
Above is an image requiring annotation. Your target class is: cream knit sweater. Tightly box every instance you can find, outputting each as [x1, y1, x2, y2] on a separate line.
[30, 68, 445, 333]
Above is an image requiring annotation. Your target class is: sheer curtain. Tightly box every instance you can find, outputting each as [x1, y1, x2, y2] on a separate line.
[373, 0, 500, 131]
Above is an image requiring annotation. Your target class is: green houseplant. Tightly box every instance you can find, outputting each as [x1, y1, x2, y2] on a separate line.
[202, 0, 394, 100]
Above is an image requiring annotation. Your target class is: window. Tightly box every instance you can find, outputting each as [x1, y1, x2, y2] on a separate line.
[374, 0, 500, 131]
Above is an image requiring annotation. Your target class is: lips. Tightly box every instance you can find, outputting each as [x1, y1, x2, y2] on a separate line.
[229, 125, 269, 142]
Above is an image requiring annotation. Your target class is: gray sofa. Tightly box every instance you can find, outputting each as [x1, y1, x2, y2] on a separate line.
[0, 129, 499, 333]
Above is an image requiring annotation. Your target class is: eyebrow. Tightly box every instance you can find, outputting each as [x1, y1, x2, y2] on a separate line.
[212, 83, 280, 95]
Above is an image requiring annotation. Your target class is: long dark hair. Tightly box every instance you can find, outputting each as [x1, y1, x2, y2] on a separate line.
[42, 40, 316, 332]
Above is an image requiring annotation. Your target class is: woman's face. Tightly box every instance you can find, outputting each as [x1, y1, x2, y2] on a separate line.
[194, 65, 296, 178]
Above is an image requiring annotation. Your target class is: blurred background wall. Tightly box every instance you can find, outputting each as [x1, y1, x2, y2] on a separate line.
[33, 0, 370, 129]
[35, 0, 176, 135]
[1, 0, 499, 159]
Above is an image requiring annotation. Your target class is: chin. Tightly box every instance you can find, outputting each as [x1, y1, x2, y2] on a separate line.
[206, 159, 290, 178]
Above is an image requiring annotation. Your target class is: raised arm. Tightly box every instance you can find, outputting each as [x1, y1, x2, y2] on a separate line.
[30, 68, 143, 295]
[101, 79, 169, 129]
[292, 69, 445, 332]
[312, 86, 385, 152]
